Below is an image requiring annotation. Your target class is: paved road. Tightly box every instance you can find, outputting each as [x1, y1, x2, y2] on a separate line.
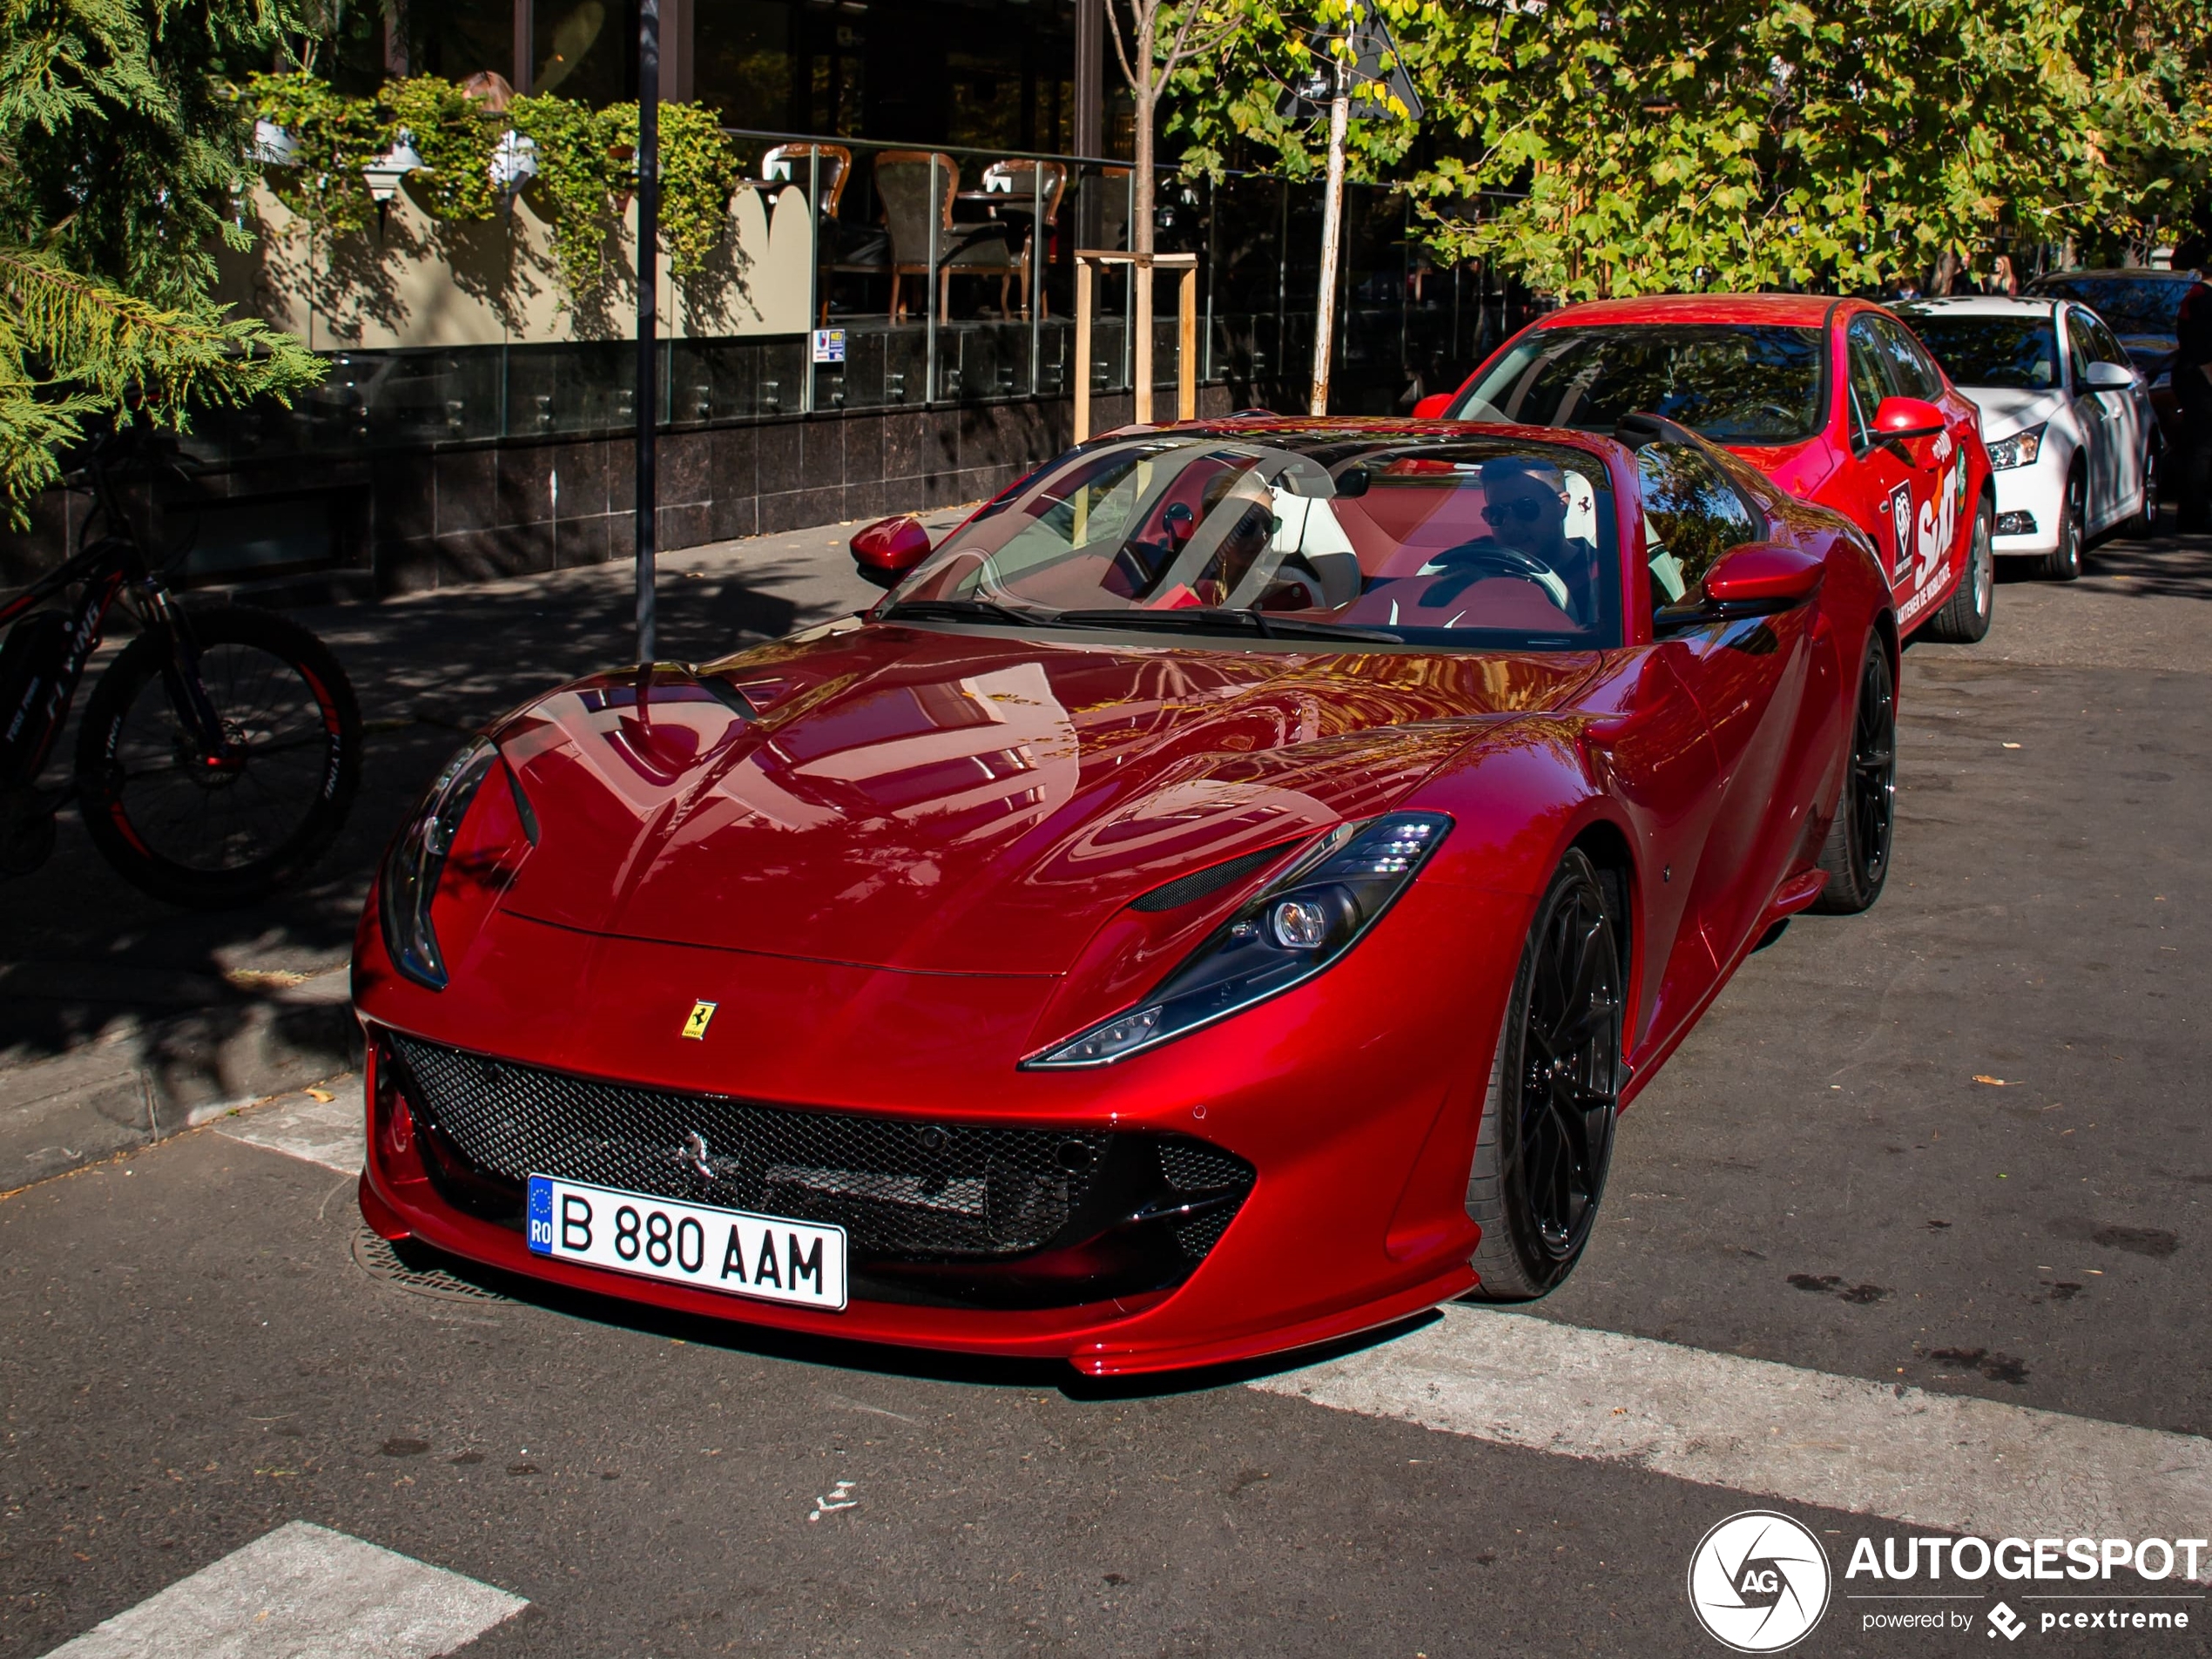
[3, 523, 2209, 1656]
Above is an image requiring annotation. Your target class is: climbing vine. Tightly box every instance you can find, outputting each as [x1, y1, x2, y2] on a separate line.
[246, 76, 745, 301]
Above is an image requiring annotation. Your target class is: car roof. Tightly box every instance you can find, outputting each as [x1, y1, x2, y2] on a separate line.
[1897, 296, 2060, 318]
[1530, 293, 1845, 329]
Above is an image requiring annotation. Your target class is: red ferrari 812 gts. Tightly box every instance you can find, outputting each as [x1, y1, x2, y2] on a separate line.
[354, 415, 1898, 1374]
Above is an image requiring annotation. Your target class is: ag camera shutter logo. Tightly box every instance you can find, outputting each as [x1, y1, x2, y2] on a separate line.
[1688, 1510, 1832, 1651]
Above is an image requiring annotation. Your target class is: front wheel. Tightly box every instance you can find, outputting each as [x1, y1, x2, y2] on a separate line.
[1810, 637, 1896, 914]
[76, 605, 361, 908]
[1464, 848, 1623, 1302]
[2038, 469, 2086, 582]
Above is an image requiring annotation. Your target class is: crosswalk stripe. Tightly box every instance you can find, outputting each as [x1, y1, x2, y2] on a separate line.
[41, 1521, 525, 1657]
[1253, 1305, 2212, 1569]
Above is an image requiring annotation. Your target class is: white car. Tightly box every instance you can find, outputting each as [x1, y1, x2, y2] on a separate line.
[1898, 296, 2155, 581]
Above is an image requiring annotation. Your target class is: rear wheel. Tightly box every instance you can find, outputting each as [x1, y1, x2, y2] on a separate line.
[1464, 848, 1623, 1302]
[1925, 496, 1994, 640]
[76, 605, 361, 908]
[2039, 469, 2086, 581]
[1810, 638, 1896, 914]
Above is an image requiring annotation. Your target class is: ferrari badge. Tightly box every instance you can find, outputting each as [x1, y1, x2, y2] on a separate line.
[681, 1000, 718, 1040]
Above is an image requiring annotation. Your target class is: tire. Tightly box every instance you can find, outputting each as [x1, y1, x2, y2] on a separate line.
[2038, 469, 2085, 581]
[1464, 848, 1623, 1302]
[1925, 495, 1994, 640]
[1810, 637, 1896, 915]
[76, 604, 361, 908]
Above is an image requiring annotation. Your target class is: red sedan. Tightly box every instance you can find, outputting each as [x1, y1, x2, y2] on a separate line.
[354, 416, 1898, 1374]
[1416, 293, 1995, 642]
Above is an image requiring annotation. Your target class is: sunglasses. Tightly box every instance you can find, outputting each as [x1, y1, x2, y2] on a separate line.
[1480, 496, 1551, 526]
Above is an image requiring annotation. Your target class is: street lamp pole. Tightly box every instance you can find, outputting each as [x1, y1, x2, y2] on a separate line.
[634, 0, 660, 664]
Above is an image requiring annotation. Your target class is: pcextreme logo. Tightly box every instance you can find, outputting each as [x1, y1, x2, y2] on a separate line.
[1687, 1510, 1832, 1652]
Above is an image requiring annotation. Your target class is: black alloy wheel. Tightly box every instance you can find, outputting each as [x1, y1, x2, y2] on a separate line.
[1465, 847, 1623, 1301]
[2040, 469, 2086, 582]
[1811, 638, 1896, 914]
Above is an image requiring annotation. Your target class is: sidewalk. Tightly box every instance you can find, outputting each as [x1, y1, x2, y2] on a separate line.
[1, 510, 932, 1190]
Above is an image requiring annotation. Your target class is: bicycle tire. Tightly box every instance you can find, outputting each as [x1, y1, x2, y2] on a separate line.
[76, 604, 361, 908]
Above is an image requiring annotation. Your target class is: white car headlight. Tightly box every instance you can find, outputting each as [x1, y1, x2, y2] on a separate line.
[1023, 813, 1453, 1069]
[1986, 424, 2045, 469]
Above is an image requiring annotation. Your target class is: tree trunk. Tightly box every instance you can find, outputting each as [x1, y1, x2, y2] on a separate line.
[1132, 71, 1155, 259]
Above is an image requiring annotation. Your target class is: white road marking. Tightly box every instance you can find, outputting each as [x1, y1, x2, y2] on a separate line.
[215, 1078, 364, 1174]
[40, 1520, 524, 1657]
[1254, 1306, 2212, 1566]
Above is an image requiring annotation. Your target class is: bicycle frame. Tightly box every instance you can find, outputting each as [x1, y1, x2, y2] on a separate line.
[0, 459, 231, 794]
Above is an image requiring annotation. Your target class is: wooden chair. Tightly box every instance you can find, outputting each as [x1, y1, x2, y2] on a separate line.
[979, 159, 1069, 320]
[764, 144, 876, 325]
[873, 150, 1022, 324]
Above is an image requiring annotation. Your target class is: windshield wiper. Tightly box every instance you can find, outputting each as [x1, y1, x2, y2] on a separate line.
[883, 597, 1035, 626]
[1054, 607, 1395, 644]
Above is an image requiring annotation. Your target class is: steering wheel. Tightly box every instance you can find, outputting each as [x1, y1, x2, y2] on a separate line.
[1423, 540, 1563, 587]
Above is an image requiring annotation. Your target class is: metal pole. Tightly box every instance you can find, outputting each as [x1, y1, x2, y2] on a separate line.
[634, 0, 660, 663]
[1309, 59, 1349, 416]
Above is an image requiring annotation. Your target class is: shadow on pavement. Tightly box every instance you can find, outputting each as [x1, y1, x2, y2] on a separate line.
[0, 531, 884, 1175]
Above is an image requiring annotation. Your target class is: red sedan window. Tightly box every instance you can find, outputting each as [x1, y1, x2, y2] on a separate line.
[887, 435, 1622, 650]
[1453, 324, 1826, 443]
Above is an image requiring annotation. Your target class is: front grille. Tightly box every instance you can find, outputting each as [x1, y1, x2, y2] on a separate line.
[1159, 1140, 1249, 1192]
[388, 1034, 1109, 1259]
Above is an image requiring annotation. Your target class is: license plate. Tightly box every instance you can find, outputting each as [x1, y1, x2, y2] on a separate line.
[526, 1175, 847, 1312]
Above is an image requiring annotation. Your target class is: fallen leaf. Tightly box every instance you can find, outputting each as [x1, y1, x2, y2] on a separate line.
[1973, 1075, 2008, 1086]
[2002, 741, 2022, 749]
[305, 1088, 335, 1103]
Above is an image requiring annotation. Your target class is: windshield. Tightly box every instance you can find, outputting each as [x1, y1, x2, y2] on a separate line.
[884, 435, 1622, 651]
[1452, 324, 1826, 442]
[1900, 314, 2060, 390]
[2026, 277, 2188, 340]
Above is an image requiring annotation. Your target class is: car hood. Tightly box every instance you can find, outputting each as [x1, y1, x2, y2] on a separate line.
[488, 621, 1600, 974]
[1959, 386, 2065, 438]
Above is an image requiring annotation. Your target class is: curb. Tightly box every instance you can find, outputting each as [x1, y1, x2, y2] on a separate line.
[0, 966, 361, 1188]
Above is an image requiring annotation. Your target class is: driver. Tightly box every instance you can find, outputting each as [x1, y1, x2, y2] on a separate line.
[1421, 455, 1598, 620]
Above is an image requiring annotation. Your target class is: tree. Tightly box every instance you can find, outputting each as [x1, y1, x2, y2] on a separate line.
[0, 0, 322, 516]
[1181, 0, 2212, 298]
[1107, 0, 1239, 256]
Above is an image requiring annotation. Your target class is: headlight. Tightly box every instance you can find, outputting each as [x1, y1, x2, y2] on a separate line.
[1986, 424, 2045, 469]
[380, 738, 502, 990]
[1023, 812, 1453, 1069]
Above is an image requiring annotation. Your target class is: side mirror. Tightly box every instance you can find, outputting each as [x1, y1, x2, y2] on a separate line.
[1872, 395, 1946, 442]
[2083, 359, 2134, 390]
[850, 515, 933, 588]
[1411, 392, 1453, 420]
[1701, 543, 1825, 608]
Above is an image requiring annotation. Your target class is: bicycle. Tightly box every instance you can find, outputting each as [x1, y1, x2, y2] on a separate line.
[0, 428, 362, 908]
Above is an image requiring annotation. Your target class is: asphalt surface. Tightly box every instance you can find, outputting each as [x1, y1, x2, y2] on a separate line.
[3, 519, 2210, 1656]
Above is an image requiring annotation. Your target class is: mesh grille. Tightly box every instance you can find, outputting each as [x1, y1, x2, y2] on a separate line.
[1175, 1207, 1236, 1259]
[388, 1035, 1108, 1259]
[1130, 846, 1286, 912]
[1159, 1140, 1250, 1191]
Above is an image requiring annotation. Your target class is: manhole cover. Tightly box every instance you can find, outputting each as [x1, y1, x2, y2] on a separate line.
[352, 1227, 508, 1304]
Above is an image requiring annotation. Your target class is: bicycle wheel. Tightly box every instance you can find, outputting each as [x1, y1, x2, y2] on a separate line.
[76, 605, 361, 908]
